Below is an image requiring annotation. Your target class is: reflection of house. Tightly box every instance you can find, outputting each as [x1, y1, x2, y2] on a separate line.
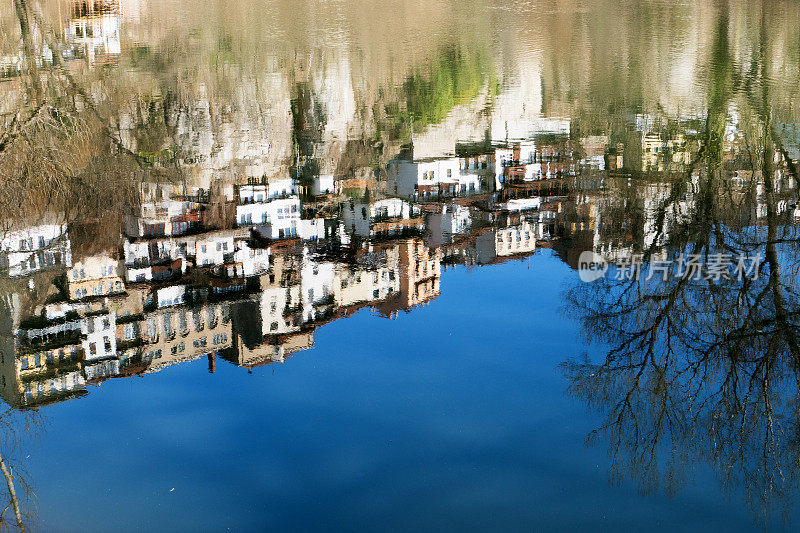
[139, 303, 233, 374]
[125, 199, 204, 238]
[238, 180, 297, 203]
[624, 131, 693, 173]
[81, 311, 117, 361]
[67, 253, 125, 300]
[0, 224, 72, 278]
[579, 136, 609, 170]
[124, 239, 190, 281]
[333, 245, 401, 308]
[375, 238, 441, 315]
[228, 331, 314, 369]
[233, 242, 271, 277]
[425, 203, 473, 247]
[237, 196, 301, 239]
[311, 175, 336, 196]
[252, 244, 303, 336]
[84, 358, 120, 382]
[0, 352, 87, 409]
[196, 230, 248, 267]
[642, 180, 696, 248]
[388, 157, 483, 199]
[66, 0, 122, 61]
[0, 294, 87, 409]
[496, 141, 576, 185]
[476, 219, 540, 264]
[300, 254, 336, 323]
[340, 198, 423, 239]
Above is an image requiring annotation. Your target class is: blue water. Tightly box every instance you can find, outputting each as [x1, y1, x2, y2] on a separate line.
[27, 253, 777, 531]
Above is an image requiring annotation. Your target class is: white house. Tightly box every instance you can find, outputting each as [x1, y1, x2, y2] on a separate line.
[495, 221, 539, 257]
[156, 285, 186, 308]
[68, 253, 125, 300]
[476, 221, 540, 264]
[238, 179, 298, 204]
[333, 248, 401, 308]
[84, 358, 120, 382]
[0, 224, 72, 278]
[300, 253, 336, 323]
[125, 199, 203, 238]
[311, 175, 336, 196]
[196, 233, 236, 267]
[67, 6, 121, 58]
[340, 198, 417, 238]
[81, 312, 117, 361]
[237, 196, 301, 238]
[233, 242, 271, 277]
[425, 204, 473, 247]
[496, 198, 543, 212]
[388, 157, 481, 198]
[258, 285, 302, 336]
[300, 218, 327, 241]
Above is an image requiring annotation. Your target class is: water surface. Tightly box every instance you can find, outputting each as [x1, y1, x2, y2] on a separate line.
[1, 0, 800, 530]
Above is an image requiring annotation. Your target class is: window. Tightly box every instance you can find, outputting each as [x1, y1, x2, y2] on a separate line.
[89, 343, 97, 355]
[104, 337, 112, 352]
[20, 358, 29, 370]
[103, 318, 110, 330]
[373, 289, 379, 298]
[270, 322, 278, 331]
[34, 354, 41, 367]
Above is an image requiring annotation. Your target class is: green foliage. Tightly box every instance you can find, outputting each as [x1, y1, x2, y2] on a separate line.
[403, 47, 491, 131]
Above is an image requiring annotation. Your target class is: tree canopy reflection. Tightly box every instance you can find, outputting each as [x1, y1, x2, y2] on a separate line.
[562, 14, 800, 521]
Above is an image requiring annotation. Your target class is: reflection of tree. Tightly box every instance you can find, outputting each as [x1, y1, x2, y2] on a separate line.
[562, 9, 800, 523]
[0, 0, 161, 232]
[0, 408, 45, 532]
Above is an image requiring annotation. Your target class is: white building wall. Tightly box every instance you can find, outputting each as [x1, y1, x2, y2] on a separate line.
[82, 312, 117, 361]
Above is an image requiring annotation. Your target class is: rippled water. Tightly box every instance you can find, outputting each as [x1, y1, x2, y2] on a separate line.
[1, 0, 800, 530]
